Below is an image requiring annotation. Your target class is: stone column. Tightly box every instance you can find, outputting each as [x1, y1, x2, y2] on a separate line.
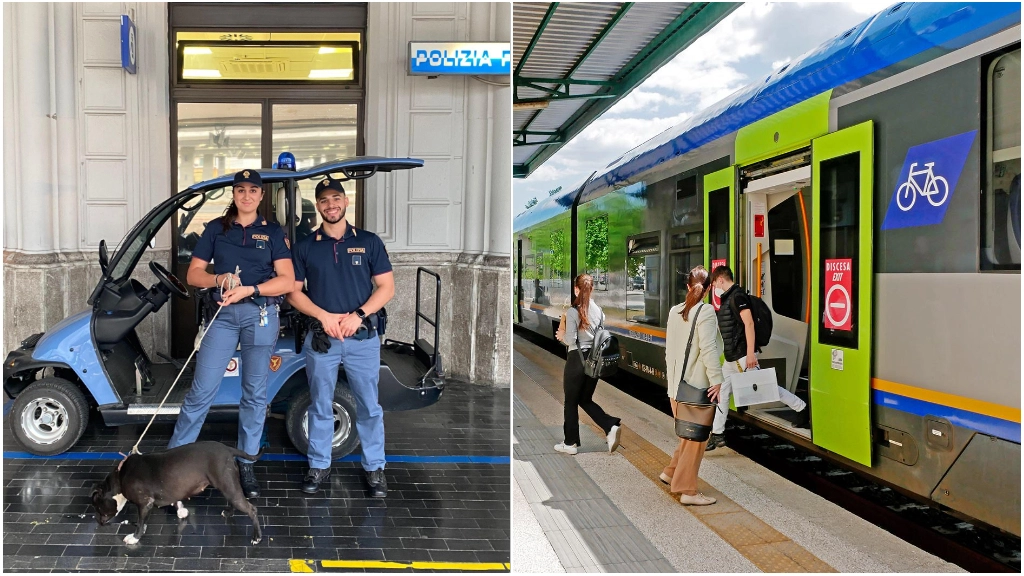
[11, 2, 56, 254]
[461, 1, 493, 257]
[489, 1, 512, 258]
[54, 2, 80, 254]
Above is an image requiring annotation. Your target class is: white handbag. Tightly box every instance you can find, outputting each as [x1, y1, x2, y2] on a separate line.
[730, 366, 781, 407]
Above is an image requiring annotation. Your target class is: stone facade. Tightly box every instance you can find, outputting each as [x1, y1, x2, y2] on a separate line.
[2, 2, 511, 388]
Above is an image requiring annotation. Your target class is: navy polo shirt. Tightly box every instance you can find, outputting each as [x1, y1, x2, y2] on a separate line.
[292, 224, 392, 315]
[192, 217, 290, 287]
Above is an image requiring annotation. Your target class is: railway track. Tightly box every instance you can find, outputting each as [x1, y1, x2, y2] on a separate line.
[514, 326, 1021, 573]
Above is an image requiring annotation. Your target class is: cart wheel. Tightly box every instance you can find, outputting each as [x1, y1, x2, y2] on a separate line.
[10, 377, 90, 456]
[285, 383, 360, 460]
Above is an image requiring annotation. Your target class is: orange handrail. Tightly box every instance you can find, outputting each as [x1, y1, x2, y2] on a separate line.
[755, 242, 762, 298]
[797, 189, 812, 323]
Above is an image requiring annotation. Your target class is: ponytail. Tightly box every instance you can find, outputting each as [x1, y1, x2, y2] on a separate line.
[220, 202, 239, 233]
[573, 274, 595, 331]
[680, 265, 711, 322]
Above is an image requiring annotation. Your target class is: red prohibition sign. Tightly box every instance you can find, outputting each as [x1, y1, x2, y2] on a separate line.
[824, 258, 852, 331]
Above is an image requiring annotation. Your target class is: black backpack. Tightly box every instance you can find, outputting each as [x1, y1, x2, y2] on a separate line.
[575, 311, 620, 379]
[730, 291, 773, 351]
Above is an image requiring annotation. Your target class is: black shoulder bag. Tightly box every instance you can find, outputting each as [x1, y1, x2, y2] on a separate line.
[673, 304, 717, 441]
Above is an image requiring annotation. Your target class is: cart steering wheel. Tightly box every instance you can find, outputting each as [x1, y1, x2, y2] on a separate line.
[149, 261, 189, 299]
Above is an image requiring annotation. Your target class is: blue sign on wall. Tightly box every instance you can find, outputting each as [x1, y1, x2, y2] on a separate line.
[121, 15, 137, 75]
[881, 130, 977, 231]
[409, 42, 510, 76]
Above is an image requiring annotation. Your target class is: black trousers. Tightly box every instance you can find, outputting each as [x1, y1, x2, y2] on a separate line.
[563, 351, 621, 446]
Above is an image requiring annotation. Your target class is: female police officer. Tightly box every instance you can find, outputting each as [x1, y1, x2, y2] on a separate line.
[167, 169, 294, 499]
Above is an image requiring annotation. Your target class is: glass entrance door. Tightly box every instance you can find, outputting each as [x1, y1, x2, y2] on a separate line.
[172, 103, 263, 356]
[271, 103, 359, 244]
[170, 100, 362, 356]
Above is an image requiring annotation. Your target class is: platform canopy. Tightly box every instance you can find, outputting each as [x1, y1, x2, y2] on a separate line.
[513, 2, 740, 178]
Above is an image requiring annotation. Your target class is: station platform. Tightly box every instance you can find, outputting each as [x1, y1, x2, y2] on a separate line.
[3, 380, 510, 573]
[512, 335, 961, 573]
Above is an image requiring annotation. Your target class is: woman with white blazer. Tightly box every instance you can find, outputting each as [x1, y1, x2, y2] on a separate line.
[660, 265, 723, 506]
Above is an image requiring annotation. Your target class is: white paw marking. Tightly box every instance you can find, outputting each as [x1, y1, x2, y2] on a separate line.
[175, 501, 188, 518]
[123, 533, 140, 545]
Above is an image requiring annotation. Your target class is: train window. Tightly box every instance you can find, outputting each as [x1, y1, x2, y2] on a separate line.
[626, 235, 661, 326]
[982, 48, 1021, 271]
[669, 227, 703, 309]
[818, 153, 860, 350]
[676, 175, 698, 201]
[766, 195, 806, 322]
[585, 215, 610, 291]
[707, 187, 730, 265]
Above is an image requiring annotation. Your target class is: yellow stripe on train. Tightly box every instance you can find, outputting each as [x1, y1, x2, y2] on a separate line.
[872, 378, 1021, 424]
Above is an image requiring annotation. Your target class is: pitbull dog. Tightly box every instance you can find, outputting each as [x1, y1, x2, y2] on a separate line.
[91, 442, 263, 545]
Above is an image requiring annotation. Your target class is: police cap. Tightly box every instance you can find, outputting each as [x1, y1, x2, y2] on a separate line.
[233, 169, 262, 188]
[315, 177, 346, 199]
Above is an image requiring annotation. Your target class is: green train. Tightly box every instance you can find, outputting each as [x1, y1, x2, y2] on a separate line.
[514, 2, 1020, 536]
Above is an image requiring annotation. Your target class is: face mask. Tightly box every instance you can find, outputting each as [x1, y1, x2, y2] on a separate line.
[713, 287, 724, 298]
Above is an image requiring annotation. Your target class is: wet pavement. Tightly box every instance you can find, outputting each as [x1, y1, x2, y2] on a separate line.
[3, 381, 511, 572]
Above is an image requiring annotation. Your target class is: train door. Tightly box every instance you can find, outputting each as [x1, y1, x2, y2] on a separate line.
[809, 121, 874, 467]
[703, 167, 736, 302]
[740, 160, 813, 435]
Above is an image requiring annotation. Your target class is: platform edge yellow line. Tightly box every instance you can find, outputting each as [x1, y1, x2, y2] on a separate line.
[289, 559, 314, 573]
[315, 560, 509, 571]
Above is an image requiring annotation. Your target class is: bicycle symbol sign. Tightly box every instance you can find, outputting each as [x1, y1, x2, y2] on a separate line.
[882, 130, 976, 231]
[896, 162, 948, 211]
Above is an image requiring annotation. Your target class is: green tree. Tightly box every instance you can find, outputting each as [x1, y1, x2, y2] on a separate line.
[550, 229, 567, 277]
[584, 216, 609, 274]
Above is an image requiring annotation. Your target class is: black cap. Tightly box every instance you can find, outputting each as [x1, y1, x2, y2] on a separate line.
[315, 177, 346, 198]
[233, 169, 262, 188]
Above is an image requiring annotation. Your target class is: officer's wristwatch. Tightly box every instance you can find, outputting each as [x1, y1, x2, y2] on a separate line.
[252, 284, 261, 298]
[355, 308, 367, 319]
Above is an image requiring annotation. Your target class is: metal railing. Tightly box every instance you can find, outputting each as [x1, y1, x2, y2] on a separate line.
[414, 267, 442, 372]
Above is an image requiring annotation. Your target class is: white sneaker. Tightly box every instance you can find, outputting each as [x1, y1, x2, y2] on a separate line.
[679, 492, 716, 506]
[659, 472, 671, 485]
[554, 442, 578, 455]
[607, 425, 622, 453]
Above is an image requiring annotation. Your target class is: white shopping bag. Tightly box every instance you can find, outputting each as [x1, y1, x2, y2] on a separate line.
[731, 366, 781, 407]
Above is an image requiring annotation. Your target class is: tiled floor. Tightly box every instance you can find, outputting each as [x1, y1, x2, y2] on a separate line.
[3, 381, 511, 572]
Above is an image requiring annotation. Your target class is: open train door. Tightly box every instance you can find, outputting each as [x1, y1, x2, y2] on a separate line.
[809, 121, 874, 467]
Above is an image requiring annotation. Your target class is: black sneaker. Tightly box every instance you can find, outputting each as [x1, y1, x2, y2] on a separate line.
[365, 469, 387, 498]
[705, 433, 727, 452]
[791, 409, 810, 429]
[301, 468, 331, 494]
[238, 462, 260, 498]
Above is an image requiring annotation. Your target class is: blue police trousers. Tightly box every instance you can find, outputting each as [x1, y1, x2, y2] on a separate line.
[304, 331, 385, 471]
[169, 302, 279, 463]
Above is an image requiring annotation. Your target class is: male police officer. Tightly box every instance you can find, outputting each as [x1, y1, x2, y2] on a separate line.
[287, 177, 395, 496]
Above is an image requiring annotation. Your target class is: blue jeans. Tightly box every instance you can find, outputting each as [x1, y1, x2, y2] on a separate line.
[168, 302, 279, 463]
[304, 332, 384, 471]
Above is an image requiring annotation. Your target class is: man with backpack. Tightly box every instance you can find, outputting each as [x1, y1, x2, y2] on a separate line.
[707, 266, 809, 450]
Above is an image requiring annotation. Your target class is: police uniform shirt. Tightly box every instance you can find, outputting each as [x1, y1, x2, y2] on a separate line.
[192, 217, 291, 287]
[292, 224, 392, 315]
